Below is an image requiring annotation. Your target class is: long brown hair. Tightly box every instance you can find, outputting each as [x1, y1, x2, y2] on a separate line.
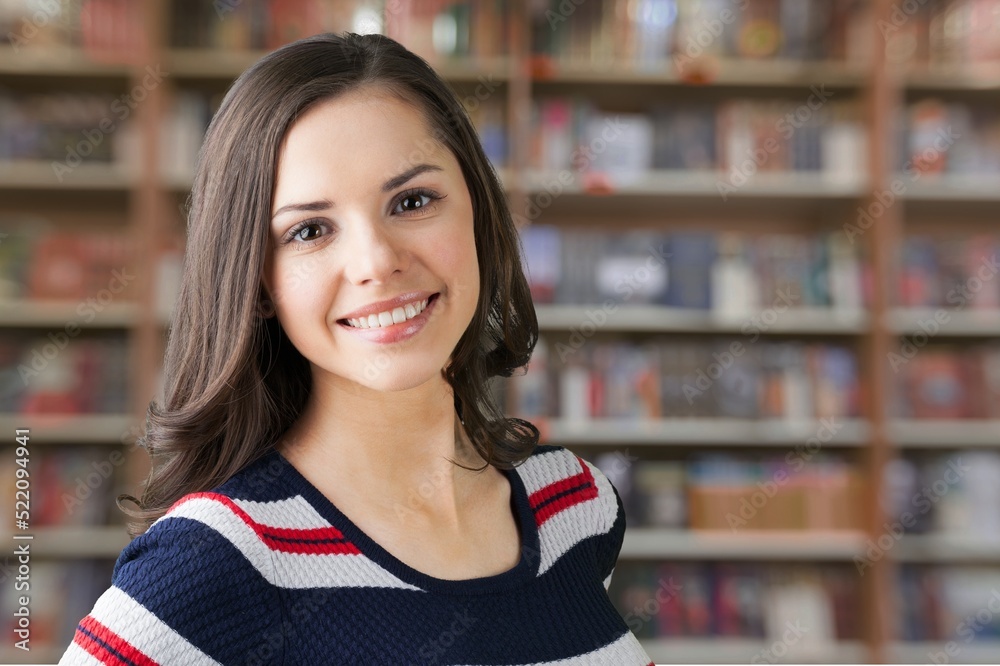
[118, 32, 539, 538]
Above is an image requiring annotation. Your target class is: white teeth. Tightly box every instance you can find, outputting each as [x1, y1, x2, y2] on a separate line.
[346, 297, 431, 329]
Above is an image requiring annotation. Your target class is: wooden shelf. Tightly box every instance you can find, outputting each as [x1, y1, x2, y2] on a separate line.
[0, 299, 139, 328]
[541, 418, 868, 446]
[620, 528, 868, 561]
[0, 525, 129, 558]
[889, 308, 1000, 337]
[891, 641, 1000, 664]
[521, 169, 868, 200]
[641, 638, 868, 664]
[898, 174, 1000, 203]
[166, 47, 511, 82]
[889, 420, 1000, 447]
[896, 535, 1000, 563]
[532, 58, 867, 89]
[0, 160, 133, 191]
[537, 305, 868, 335]
[0, 414, 137, 444]
[905, 62, 1000, 92]
[0, 46, 133, 77]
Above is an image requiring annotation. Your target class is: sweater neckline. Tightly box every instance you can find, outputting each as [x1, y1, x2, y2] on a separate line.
[267, 448, 541, 595]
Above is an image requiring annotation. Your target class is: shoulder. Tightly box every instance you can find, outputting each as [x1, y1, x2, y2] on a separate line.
[513, 445, 623, 576]
[59, 494, 285, 666]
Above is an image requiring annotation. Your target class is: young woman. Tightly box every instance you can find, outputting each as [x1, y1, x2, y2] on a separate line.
[59, 32, 651, 666]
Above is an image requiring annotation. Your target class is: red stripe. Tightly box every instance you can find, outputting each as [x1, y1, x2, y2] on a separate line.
[74, 615, 159, 666]
[528, 457, 599, 527]
[533, 482, 598, 527]
[166, 492, 361, 556]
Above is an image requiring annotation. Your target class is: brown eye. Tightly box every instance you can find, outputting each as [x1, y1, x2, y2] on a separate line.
[392, 188, 444, 216]
[294, 223, 324, 241]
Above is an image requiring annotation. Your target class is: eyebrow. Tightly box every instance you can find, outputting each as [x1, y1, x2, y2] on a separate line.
[271, 163, 444, 221]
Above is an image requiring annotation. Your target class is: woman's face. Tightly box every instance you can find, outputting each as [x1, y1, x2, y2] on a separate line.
[264, 88, 480, 393]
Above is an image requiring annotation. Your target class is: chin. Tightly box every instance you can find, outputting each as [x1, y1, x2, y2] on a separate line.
[353, 359, 449, 394]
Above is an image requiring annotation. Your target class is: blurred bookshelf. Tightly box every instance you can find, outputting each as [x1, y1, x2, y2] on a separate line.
[1, 0, 999, 662]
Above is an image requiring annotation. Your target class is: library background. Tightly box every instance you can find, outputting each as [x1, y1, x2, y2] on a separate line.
[1, 0, 999, 663]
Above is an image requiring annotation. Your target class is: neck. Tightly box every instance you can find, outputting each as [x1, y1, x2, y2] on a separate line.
[277, 367, 490, 526]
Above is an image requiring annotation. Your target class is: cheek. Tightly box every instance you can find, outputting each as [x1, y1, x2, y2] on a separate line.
[432, 223, 479, 307]
[270, 257, 330, 324]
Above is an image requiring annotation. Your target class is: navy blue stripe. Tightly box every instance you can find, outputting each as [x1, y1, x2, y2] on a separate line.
[533, 480, 595, 512]
[261, 532, 351, 545]
[77, 624, 141, 666]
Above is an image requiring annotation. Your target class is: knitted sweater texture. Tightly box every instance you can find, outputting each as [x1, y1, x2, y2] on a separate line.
[58, 444, 653, 665]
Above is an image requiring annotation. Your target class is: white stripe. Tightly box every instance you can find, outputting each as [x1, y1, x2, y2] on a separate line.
[230, 496, 331, 529]
[161, 496, 423, 591]
[517, 448, 586, 496]
[604, 568, 614, 590]
[57, 640, 104, 665]
[520, 451, 618, 575]
[76, 586, 220, 665]
[456, 630, 652, 665]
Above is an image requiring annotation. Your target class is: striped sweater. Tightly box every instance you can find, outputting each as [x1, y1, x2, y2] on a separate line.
[58, 444, 653, 665]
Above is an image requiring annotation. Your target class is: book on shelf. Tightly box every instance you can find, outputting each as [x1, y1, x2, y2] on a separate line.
[528, 0, 871, 69]
[897, 565, 1000, 642]
[884, 451, 1000, 540]
[0, 446, 125, 529]
[0, 335, 129, 414]
[169, 0, 360, 51]
[899, 233, 1000, 309]
[589, 451, 863, 532]
[519, 226, 869, 313]
[894, 344, 1000, 419]
[1, 0, 142, 59]
[0, 91, 132, 164]
[0, 225, 136, 301]
[506, 336, 862, 421]
[900, 98, 1000, 177]
[527, 96, 867, 183]
[608, 561, 861, 644]
[384, 0, 511, 62]
[883, 0, 1000, 67]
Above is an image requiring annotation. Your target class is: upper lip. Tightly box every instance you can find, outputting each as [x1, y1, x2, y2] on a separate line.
[338, 291, 437, 321]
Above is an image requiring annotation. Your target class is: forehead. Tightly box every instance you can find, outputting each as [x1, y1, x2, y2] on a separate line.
[276, 89, 447, 176]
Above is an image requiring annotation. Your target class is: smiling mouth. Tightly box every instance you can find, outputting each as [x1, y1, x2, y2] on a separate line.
[338, 292, 440, 329]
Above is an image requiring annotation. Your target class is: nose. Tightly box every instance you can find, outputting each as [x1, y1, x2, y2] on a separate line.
[340, 217, 408, 285]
